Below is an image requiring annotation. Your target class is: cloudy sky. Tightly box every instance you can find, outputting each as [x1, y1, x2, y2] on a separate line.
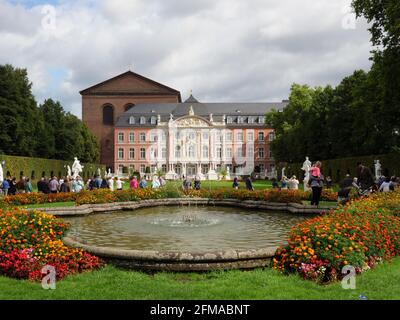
[1, 0, 373, 118]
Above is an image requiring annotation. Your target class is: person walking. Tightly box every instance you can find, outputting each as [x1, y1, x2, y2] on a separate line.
[1, 179, 10, 196]
[379, 177, 393, 192]
[152, 176, 160, 189]
[116, 177, 124, 191]
[232, 177, 239, 190]
[60, 178, 71, 193]
[310, 174, 324, 206]
[49, 176, 60, 194]
[288, 176, 299, 190]
[24, 178, 33, 193]
[139, 177, 147, 188]
[130, 176, 139, 189]
[245, 177, 254, 191]
[194, 176, 201, 190]
[357, 162, 374, 191]
[108, 176, 115, 191]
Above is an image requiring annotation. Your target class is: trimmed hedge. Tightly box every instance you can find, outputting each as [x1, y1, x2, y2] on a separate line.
[279, 153, 400, 182]
[0, 154, 105, 182]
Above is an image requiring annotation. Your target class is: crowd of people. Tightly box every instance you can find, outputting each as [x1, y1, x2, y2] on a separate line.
[0, 174, 169, 196]
[1, 163, 398, 205]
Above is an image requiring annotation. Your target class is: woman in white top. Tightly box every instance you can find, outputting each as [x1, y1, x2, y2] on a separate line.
[108, 177, 114, 191]
[116, 177, 124, 191]
[379, 177, 392, 192]
[289, 176, 299, 190]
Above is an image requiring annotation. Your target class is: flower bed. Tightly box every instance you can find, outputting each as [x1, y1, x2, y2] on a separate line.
[1, 187, 339, 207]
[273, 190, 400, 282]
[0, 208, 102, 281]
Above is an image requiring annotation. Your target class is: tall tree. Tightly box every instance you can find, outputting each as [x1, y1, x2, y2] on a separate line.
[0, 64, 41, 156]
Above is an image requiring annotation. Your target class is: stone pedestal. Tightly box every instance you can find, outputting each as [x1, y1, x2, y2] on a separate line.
[207, 170, 219, 181]
[165, 170, 177, 180]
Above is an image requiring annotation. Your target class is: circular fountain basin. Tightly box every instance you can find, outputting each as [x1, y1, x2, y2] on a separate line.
[63, 205, 310, 271]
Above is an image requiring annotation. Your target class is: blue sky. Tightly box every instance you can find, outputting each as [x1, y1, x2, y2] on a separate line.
[0, 0, 373, 118]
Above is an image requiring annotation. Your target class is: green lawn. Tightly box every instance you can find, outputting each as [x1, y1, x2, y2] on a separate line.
[17, 202, 76, 209]
[0, 258, 399, 300]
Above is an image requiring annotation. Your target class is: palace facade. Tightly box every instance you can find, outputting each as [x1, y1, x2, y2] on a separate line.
[81, 71, 288, 179]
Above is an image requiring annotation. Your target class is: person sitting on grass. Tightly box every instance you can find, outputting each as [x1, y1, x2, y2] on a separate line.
[152, 176, 160, 189]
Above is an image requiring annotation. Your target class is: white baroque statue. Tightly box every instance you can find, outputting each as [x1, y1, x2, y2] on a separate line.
[301, 156, 312, 191]
[72, 157, 84, 179]
[374, 160, 382, 179]
[0, 161, 4, 183]
[67, 165, 72, 178]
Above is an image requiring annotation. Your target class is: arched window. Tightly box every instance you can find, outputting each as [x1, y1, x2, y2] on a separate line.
[175, 146, 181, 158]
[188, 145, 195, 158]
[202, 145, 209, 158]
[129, 116, 135, 125]
[103, 104, 114, 125]
[125, 103, 135, 112]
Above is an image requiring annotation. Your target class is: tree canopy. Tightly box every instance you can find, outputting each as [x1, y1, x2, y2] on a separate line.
[0, 64, 100, 163]
[267, 1, 400, 163]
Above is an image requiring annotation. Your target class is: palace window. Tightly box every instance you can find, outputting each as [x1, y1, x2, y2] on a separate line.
[140, 132, 146, 142]
[217, 147, 222, 158]
[103, 105, 114, 125]
[150, 132, 158, 142]
[162, 164, 167, 173]
[118, 148, 124, 160]
[129, 148, 135, 160]
[247, 146, 254, 157]
[140, 117, 146, 125]
[150, 148, 157, 159]
[162, 148, 167, 159]
[237, 116, 244, 124]
[140, 148, 146, 160]
[161, 131, 166, 142]
[226, 132, 232, 141]
[226, 147, 232, 158]
[129, 164, 135, 173]
[175, 146, 181, 158]
[259, 132, 265, 142]
[140, 164, 146, 173]
[260, 164, 265, 172]
[188, 145, 195, 158]
[151, 116, 157, 125]
[203, 132, 209, 140]
[236, 147, 243, 158]
[258, 148, 265, 158]
[227, 116, 233, 124]
[118, 165, 124, 174]
[129, 132, 135, 143]
[269, 132, 275, 141]
[202, 145, 209, 158]
[129, 116, 135, 125]
[247, 132, 254, 142]
[248, 117, 255, 124]
[237, 132, 244, 142]
[118, 132, 124, 143]
[258, 116, 265, 124]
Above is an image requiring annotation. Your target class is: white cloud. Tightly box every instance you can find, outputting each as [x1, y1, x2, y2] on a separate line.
[0, 0, 373, 117]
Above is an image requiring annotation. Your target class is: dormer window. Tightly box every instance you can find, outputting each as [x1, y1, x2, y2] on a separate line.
[140, 117, 146, 124]
[238, 116, 244, 124]
[151, 116, 157, 125]
[258, 116, 265, 124]
[129, 116, 135, 125]
[248, 116, 255, 124]
[227, 116, 233, 124]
